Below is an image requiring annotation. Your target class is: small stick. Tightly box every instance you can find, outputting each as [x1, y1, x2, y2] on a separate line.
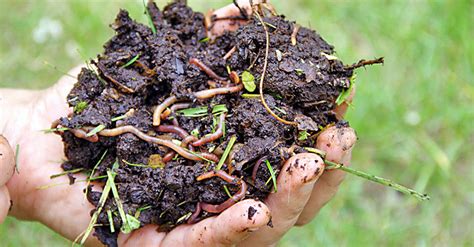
[223, 46, 237, 60]
[192, 114, 226, 146]
[96, 62, 135, 93]
[252, 156, 267, 183]
[153, 95, 177, 126]
[254, 11, 297, 126]
[291, 24, 300, 46]
[189, 58, 228, 81]
[345, 57, 384, 70]
[193, 84, 243, 99]
[324, 160, 430, 201]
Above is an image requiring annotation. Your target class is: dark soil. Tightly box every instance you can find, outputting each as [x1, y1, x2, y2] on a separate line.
[55, 1, 353, 246]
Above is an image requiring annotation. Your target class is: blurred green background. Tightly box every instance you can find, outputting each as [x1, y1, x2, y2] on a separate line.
[0, 0, 472, 246]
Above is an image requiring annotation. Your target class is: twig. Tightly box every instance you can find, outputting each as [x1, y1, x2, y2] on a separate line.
[345, 57, 384, 70]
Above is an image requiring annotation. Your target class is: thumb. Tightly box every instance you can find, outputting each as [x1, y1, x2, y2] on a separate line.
[0, 135, 15, 223]
[0, 135, 15, 186]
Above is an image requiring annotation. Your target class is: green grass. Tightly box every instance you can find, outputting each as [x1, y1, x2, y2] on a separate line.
[0, 0, 472, 246]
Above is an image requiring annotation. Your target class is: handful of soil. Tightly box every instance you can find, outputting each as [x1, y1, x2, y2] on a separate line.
[51, 1, 384, 245]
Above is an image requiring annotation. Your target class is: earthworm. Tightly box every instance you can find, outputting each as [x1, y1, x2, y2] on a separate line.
[158, 124, 196, 151]
[153, 95, 177, 126]
[189, 58, 227, 81]
[160, 108, 171, 120]
[223, 46, 237, 60]
[157, 125, 190, 139]
[193, 84, 244, 99]
[196, 170, 247, 213]
[170, 103, 192, 112]
[50, 119, 62, 135]
[70, 129, 99, 143]
[50, 119, 98, 142]
[192, 113, 226, 146]
[160, 103, 191, 120]
[162, 151, 176, 163]
[200, 153, 220, 163]
[197, 170, 239, 184]
[251, 156, 267, 183]
[182, 135, 198, 151]
[200, 181, 247, 213]
[229, 71, 240, 84]
[97, 125, 205, 161]
[187, 202, 202, 224]
[172, 118, 180, 126]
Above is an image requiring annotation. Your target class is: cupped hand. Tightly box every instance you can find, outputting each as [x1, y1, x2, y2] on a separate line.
[0, 1, 357, 246]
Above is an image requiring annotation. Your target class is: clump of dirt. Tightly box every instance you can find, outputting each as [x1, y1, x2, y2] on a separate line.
[54, 1, 355, 246]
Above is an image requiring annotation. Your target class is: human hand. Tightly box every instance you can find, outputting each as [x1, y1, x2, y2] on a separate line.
[0, 1, 356, 246]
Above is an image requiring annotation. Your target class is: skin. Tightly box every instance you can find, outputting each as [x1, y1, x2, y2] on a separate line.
[0, 1, 357, 246]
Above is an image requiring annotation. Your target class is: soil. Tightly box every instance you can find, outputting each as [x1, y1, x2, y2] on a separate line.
[55, 1, 353, 246]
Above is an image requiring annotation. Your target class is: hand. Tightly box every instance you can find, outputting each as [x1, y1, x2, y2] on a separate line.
[0, 2, 356, 247]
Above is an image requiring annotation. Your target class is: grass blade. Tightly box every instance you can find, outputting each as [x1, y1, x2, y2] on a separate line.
[215, 135, 237, 171]
[121, 54, 140, 68]
[324, 160, 430, 201]
[264, 160, 278, 193]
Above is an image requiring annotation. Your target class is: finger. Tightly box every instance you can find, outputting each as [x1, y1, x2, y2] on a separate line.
[210, 0, 266, 36]
[118, 225, 166, 247]
[238, 153, 325, 246]
[0, 186, 11, 223]
[159, 199, 270, 246]
[334, 84, 356, 120]
[0, 135, 15, 185]
[296, 125, 357, 225]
